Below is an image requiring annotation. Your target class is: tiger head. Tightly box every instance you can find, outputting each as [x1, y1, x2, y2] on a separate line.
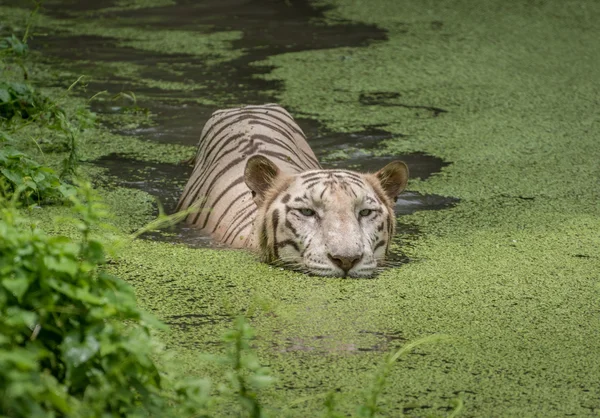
[244, 156, 409, 278]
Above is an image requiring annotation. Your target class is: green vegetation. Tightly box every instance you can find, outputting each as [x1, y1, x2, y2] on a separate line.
[2, 0, 599, 416]
[1, 185, 166, 417]
[0, 185, 278, 416]
[0, 5, 243, 65]
[0, 184, 449, 416]
[0, 29, 76, 202]
[0, 8, 460, 418]
[0, 18, 203, 416]
[0, 138, 68, 204]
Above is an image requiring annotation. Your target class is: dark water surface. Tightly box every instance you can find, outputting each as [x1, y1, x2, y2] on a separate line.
[33, 0, 456, 250]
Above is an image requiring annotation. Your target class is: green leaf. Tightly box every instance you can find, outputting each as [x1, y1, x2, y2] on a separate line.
[62, 334, 100, 368]
[0, 88, 10, 103]
[139, 310, 167, 330]
[32, 171, 46, 183]
[47, 277, 106, 304]
[58, 183, 76, 198]
[85, 240, 105, 264]
[9, 82, 29, 96]
[3, 307, 37, 328]
[42, 375, 73, 414]
[2, 276, 30, 300]
[0, 131, 14, 143]
[248, 374, 276, 389]
[44, 255, 78, 276]
[1, 168, 24, 185]
[0, 348, 38, 370]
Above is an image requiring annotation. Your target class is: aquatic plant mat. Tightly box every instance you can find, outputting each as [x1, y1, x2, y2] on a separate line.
[2, 0, 599, 416]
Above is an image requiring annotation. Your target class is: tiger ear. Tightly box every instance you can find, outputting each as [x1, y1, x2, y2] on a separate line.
[244, 155, 281, 205]
[375, 160, 409, 202]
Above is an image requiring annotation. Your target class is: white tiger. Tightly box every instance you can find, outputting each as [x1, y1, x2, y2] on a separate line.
[177, 104, 408, 277]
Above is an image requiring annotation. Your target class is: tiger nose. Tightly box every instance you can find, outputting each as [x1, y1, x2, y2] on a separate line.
[328, 253, 363, 272]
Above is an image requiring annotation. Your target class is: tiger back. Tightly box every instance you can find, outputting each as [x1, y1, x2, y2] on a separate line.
[177, 104, 321, 248]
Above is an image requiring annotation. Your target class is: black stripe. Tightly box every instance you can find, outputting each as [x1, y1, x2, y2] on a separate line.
[254, 106, 306, 135]
[247, 116, 304, 143]
[281, 194, 291, 204]
[189, 141, 261, 221]
[277, 239, 300, 253]
[200, 108, 306, 154]
[347, 185, 358, 198]
[301, 172, 326, 181]
[199, 132, 246, 169]
[199, 114, 266, 158]
[333, 177, 366, 188]
[386, 217, 393, 254]
[251, 133, 313, 171]
[332, 170, 364, 179]
[249, 115, 321, 170]
[333, 171, 363, 180]
[240, 107, 305, 135]
[303, 180, 322, 189]
[222, 203, 257, 242]
[248, 118, 297, 144]
[301, 170, 362, 180]
[284, 219, 297, 236]
[186, 138, 249, 207]
[184, 139, 251, 208]
[218, 107, 303, 136]
[301, 238, 312, 257]
[226, 217, 254, 246]
[301, 171, 363, 185]
[211, 190, 252, 233]
[248, 119, 310, 162]
[301, 149, 322, 170]
[374, 240, 386, 252]
[192, 175, 245, 226]
[301, 178, 325, 187]
[319, 185, 330, 200]
[200, 109, 263, 144]
[259, 222, 268, 254]
[260, 149, 306, 171]
[272, 209, 280, 260]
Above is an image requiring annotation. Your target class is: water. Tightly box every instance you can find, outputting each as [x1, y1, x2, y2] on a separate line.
[32, 0, 457, 251]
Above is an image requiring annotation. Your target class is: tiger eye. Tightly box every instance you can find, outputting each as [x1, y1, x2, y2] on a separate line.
[299, 208, 316, 217]
[359, 209, 373, 217]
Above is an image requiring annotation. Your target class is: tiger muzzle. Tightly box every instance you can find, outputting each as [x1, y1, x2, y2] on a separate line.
[327, 253, 363, 273]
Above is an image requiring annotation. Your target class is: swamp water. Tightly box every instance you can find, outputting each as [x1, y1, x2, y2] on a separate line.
[31, 0, 457, 250]
[5, 0, 600, 416]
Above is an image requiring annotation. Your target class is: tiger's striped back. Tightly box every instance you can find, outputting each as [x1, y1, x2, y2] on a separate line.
[177, 104, 321, 247]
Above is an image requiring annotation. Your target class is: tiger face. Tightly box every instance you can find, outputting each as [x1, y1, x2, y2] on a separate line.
[245, 156, 409, 278]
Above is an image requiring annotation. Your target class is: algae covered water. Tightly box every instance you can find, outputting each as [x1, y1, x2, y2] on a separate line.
[4, 0, 600, 416]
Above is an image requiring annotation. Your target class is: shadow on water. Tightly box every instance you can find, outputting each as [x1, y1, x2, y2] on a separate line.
[33, 0, 388, 146]
[272, 329, 410, 354]
[32, 0, 458, 254]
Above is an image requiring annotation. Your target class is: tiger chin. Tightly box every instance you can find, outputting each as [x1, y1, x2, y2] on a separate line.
[177, 104, 409, 278]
